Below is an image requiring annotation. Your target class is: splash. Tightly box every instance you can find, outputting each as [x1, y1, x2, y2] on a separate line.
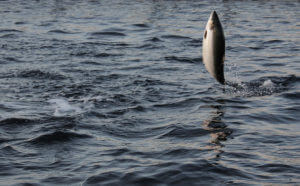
[48, 98, 84, 117]
[260, 79, 275, 88]
[225, 75, 296, 97]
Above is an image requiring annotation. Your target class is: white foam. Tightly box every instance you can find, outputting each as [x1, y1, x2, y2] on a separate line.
[48, 98, 83, 117]
[78, 95, 104, 104]
[261, 79, 275, 88]
[48, 95, 103, 116]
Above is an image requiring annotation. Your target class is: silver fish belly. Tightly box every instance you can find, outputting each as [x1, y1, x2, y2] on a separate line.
[202, 11, 225, 85]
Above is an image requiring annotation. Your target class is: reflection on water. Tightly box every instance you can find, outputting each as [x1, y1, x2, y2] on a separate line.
[202, 100, 232, 151]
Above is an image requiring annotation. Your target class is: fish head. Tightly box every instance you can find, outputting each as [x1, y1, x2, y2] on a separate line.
[206, 11, 222, 31]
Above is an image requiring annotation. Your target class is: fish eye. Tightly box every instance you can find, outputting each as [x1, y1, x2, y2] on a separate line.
[204, 30, 207, 39]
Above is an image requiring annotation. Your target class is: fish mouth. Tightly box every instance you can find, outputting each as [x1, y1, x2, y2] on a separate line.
[208, 11, 221, 30]
[209, 11, 219, 22]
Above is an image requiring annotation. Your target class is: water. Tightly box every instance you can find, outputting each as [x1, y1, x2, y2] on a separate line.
[0, 0, 299, 185]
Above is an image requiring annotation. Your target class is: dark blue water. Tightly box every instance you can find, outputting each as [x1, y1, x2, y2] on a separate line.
[0, 0, 299, 185]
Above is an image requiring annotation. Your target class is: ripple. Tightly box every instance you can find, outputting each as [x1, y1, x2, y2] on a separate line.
[210, 129, 233, 144]
[165, 56, 201, 64]
[147, 37, 161, 42]
[137, 43, 162, 50]
[42, 176, 82, 185]
[163, 148, 202, 158]
[257, 164, 300, 173]
[263, 39, 284, 44]
[132, 23, 150, 28]
[104, 105, 146, 117]
[131, 77, 178, 87]
[94, 73, 128, 82]
[0, 33, 18, 38]
[181, 161, 252, 179]
[79, 61, 101, 65]
[94, 53, 114, 57]
[90, 31, 126, 37]
[18, 70, 66, 80]
[48, 29, 73, 34]
[203, 119, 227, 130]
[29, 131, 92, 145]
[261, 63, 285, 67]
[3, 57, 23, 63]
[0, 118, 34, 128]
[70, 51, 121, 58]
[153, 98, 202, 109]
[0, 29, 22, 33]
[101, 148, 130, 156]
[159, 125, 210, 139]
[161, 34, 192, 40]
[84, 172, 121, 185]
[100, 124, 154, 139]
[281, 92, 300, 99]
[14, 21, 26, 25]
[0, 137, 11, 144]
[0, 145, 20, 155]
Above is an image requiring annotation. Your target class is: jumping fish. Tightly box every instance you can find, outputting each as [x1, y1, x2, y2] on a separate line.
[202, 11, 225, 84]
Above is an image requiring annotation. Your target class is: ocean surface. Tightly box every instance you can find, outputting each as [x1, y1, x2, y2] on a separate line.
[0, 0, 299, 185]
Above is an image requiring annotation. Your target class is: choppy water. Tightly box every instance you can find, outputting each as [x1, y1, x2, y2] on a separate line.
[0, 0, 299, 185]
